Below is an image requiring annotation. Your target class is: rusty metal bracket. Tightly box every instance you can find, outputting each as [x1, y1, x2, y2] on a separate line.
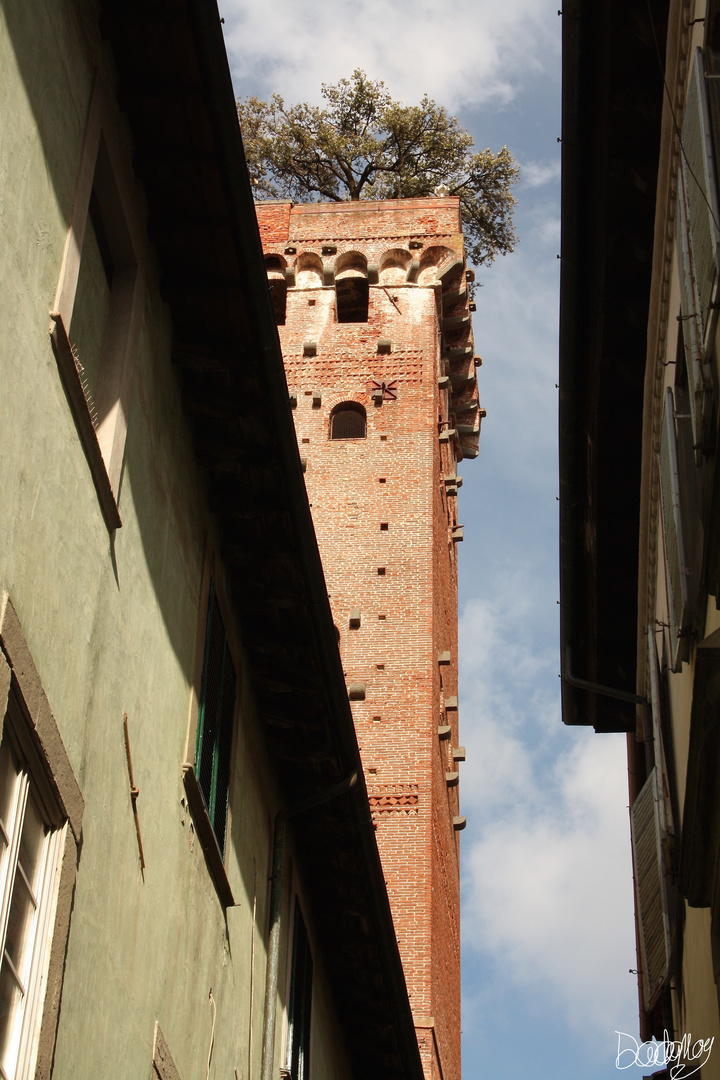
[123, 712, 146, 872]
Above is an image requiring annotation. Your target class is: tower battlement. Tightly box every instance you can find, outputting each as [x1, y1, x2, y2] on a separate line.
[257, 197, 480, 1080]
[257, 197, 481, 463]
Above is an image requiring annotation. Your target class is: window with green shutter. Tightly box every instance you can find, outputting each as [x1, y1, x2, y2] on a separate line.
[195, 581, 236, 859]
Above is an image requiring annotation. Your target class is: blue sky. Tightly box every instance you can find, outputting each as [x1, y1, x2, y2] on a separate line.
[217, 3, 649, 1075]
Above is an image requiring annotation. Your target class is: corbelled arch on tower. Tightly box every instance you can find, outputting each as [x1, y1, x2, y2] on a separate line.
[378, 247, 413, 285]
[418, 245, 457, 284]
[295, 251, 324, 288]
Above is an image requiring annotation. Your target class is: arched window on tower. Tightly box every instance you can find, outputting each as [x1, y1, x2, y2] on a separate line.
[335, 253, 368, 323]
[330, 402, 367, 440]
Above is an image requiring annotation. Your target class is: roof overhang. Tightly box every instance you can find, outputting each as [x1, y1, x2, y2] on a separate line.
[558, 0, 669, 731]
[97, 3, 424, 1078]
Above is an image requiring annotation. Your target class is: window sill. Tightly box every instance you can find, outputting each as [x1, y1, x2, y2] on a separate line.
[181, 764, 234, 909]
[49, 312, 122, 531]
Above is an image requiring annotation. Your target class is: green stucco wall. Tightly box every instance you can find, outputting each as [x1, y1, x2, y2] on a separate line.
[0, 2, 352, 1077]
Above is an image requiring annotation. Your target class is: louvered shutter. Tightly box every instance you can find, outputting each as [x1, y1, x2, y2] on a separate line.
[647, 625, 675, 851]
[647, 626, 666, 850]
[631, 767, 671, 1009]
[659, 387, 692, 672]
[676, 162, 710, 450]
[675, 47, 718, 451]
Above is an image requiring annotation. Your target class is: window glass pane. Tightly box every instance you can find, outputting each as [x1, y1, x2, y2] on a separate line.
[0, 788, 51, 1080]
[0, 747, 18, 849]
[17, 795, 45, 901]
[5, 793, 45, 981]
[0, 955, 23, 1078]
[4, 878, 35, 979]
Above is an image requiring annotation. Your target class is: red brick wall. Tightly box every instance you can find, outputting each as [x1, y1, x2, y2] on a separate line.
[256, 201, 292, 249]
[257, 198, 477, 1080]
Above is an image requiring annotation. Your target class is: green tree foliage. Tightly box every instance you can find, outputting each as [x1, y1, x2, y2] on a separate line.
[237, 70, 518, 270]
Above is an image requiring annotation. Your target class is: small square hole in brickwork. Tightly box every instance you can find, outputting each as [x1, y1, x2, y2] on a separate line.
[304, 390, 312, 395]
[373, 716, 382, 723]
[308, 299, 316, 306]
[380, 523, 389, 531]
[368, 767, 378, 774]
[378, 614, 387, 620]
[380, 435, 388, 442]
[376, 664, 385, 670]
[377, 568, 386, 576]
[301, 438, 310, 444]
[379, 477, 386, 484]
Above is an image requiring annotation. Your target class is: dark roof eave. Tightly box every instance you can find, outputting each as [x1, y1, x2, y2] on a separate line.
[98, 1, 424, 1076]
[179, 6, 423, 1075]
[558, 0, 668, 732]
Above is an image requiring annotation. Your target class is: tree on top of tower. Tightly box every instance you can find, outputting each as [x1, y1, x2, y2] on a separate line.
[237, 70, 518, 271]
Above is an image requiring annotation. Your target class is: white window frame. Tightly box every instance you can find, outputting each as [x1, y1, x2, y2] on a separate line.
[0, 717, 64, 1080]
[0, 594, 83, 1080]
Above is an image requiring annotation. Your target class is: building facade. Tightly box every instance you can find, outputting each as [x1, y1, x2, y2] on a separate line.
[0, 2, 425, 1079]
[257, 199, 480, 1080]
[560, 0, 720, 1063]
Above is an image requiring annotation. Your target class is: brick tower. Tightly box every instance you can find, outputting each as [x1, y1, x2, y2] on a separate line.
[256, 197, 480, 1080]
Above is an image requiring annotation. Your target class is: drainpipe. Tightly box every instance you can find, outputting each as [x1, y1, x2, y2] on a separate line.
[563, 646, 650, 730]
[260, 772, 357, 1080]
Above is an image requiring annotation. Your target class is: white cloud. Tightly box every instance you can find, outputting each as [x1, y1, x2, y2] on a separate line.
[520, 159, 562, 189]
[459, 579, 559, 817]
[459, 572, 638, 1041]
[463, 734, 636, 1037]
[469, 232, 560, 492]
[219, 0, 559, 112]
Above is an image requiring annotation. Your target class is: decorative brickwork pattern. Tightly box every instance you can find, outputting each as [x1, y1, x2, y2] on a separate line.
[368, 783, 420, 814]
[257, 197, 480, 1080]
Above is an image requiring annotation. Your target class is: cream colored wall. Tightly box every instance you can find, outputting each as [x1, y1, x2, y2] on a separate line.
[641, 0, 720, 1055]
[0, 2, 353, 1078]
[674, 908, 720, 1080]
